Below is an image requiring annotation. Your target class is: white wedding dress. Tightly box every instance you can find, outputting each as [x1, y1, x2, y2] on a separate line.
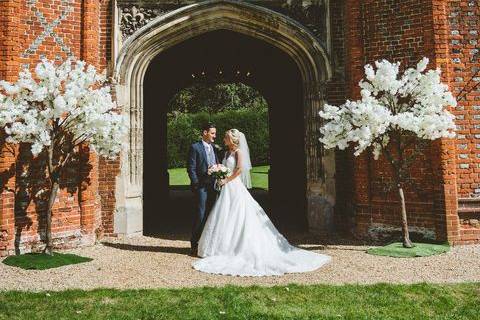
[192, 152, 331, 277]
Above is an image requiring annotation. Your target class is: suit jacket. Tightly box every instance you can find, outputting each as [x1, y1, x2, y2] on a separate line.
[187, 141, 220, 188]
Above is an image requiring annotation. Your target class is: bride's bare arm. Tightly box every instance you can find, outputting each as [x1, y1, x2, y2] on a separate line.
[221, 150, 243, 185]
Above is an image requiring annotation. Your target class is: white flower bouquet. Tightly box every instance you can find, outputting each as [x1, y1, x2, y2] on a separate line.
[208, 164, 231, 191]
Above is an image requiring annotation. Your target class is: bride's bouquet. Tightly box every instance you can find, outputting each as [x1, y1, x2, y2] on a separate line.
[208, 164, 231, 191]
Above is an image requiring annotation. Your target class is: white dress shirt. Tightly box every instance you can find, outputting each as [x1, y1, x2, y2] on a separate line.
[202, 140, 215, 166]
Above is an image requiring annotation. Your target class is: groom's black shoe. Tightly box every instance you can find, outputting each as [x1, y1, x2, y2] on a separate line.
[190, 245, 198, 257]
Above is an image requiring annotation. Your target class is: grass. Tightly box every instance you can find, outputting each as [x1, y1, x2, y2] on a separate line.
[168, 167, 192, 186]
[250, 165, 269, 190]
[367, 242, 451, 258]
[0, 283, 478, 319]
[2, 253, 93, 270]
[169, 165, 269, 190]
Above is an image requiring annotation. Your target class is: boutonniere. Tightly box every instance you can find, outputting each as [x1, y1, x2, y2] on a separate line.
[213, 144, 222, 152]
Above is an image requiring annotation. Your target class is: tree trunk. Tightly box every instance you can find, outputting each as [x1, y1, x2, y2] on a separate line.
[398, 186, 414, 248]
[44, 180, 59, 255]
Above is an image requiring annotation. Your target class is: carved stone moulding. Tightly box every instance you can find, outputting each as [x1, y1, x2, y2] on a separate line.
[116, 0, 330, 51]
[274, 0, 329, 49]
[119, 6, 174, 39]
[117, 1, 186, 40]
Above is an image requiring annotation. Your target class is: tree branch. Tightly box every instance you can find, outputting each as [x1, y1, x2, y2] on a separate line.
[59, 151, 73, 169]
[72, 133, 90, 146]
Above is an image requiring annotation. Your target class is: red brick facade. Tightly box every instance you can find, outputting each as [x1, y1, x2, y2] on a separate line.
[445, 0, 480, 243]
[1, 0, 479, 256]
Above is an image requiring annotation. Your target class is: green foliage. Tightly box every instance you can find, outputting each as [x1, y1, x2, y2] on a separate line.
[166, 114, 200, 168]
[2, 253, 93, 270]
[167, 108, 269, 168]
[367, 242, 450, 258]
[1, 283, 479, 319]
[168, 82, 268, 113]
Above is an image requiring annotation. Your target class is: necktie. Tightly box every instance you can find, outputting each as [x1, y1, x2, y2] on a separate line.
[207, 144, 214, 166]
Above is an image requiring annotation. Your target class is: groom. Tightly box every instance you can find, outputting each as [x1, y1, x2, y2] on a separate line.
[187, 123, 220, 257]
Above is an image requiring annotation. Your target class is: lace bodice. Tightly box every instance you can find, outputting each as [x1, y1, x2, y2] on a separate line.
[222, 150, 252, 189]
[222, 152, 237, 172]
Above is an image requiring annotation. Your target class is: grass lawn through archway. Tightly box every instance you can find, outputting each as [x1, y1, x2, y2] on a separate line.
[169, 165, 270, 190]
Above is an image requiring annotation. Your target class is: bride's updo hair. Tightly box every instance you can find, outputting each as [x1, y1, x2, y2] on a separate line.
[226, 129, 241, 148]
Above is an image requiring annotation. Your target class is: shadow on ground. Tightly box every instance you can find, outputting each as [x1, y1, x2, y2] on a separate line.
[143, 187, 271, 239]
[101, 186, 369, 255]
[103, 186, 374, 256]
[101, 242, 191, 255]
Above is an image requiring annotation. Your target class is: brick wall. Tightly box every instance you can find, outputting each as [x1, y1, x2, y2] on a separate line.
[445, 0, 480, 243]
[343, 0, 370, 238]
[326, 0, 354, 235]
[99, 0, 113, 72]
[97, 0, 120, 236]
[0, 0, 21, 256]
[97, 158, 119, 236]
[448, 0, 480, 198]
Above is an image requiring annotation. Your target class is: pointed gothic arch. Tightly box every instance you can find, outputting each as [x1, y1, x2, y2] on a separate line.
[113, 0, 335, 235]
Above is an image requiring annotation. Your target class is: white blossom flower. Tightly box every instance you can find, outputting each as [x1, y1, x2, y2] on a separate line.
[0, 58, 127, 158]
[319, 57, 456, 160]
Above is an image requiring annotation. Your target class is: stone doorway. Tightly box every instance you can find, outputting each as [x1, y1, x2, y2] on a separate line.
[113, 0, 335, 237]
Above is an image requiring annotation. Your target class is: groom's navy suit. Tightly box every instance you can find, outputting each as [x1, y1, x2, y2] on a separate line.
[187, 141, 220, 248]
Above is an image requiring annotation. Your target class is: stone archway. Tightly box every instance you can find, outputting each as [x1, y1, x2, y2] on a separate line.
[113, 0, 335, 236]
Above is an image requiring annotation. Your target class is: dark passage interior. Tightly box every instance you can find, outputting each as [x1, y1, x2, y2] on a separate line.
[143, 30, 307, 236]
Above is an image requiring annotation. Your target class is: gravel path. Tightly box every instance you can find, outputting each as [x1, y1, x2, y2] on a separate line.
[1, 234, 479, 292]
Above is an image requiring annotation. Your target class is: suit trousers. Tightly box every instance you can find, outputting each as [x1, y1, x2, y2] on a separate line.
[191, 182, 217, 247]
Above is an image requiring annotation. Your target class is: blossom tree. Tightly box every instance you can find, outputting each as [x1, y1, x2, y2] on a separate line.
[319, 57, 457, 248]
[0, 59, 127, 255]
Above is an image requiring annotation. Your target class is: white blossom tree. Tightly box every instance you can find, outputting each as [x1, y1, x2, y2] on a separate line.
[0, 59, 127, 255]
[319, 57, 457, 248]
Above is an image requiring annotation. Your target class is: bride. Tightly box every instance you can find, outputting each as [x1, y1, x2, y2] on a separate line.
[192, 129, 331, 276]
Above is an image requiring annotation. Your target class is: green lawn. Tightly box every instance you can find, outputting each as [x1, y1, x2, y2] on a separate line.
[367, 242, 450, 258]
[0, 283, 478, 319]
[2, 253, 92, 270]
[169, 165, 269, 190]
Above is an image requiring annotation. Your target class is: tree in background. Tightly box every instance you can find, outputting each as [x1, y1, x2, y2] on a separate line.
[168, 82, 268, 114]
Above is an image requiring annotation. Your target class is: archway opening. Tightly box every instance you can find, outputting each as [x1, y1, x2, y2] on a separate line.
[165, 81, 271, 233]
[143, 30, 307, 236]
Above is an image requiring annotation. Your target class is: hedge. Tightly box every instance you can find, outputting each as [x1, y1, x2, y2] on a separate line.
[167, 108, 269, 168]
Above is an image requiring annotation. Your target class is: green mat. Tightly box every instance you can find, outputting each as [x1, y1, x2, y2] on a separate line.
[2, 252, 93, 270]
[367, 242, 450, 258]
